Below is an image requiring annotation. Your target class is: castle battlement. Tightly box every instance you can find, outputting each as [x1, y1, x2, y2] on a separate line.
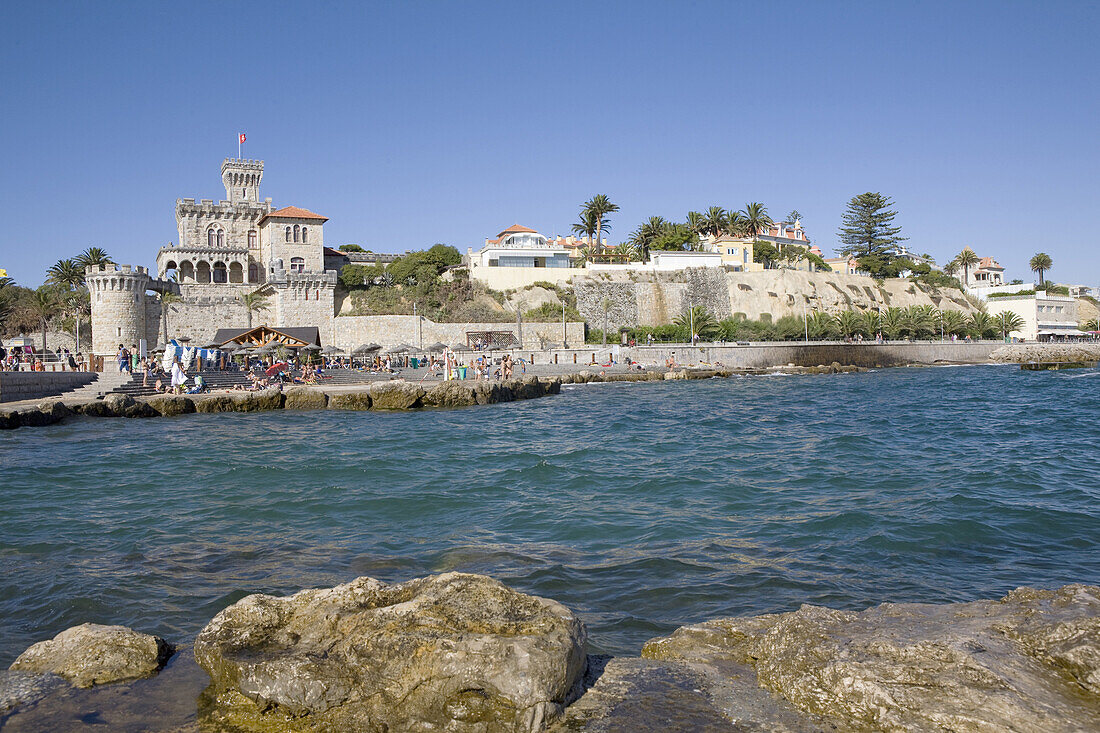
[85, 264, 149, 277]
[221, 158, 264, 171]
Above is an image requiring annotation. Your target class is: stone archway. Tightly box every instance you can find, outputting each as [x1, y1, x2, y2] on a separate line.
[180, 261, 195, 282]
[196, 261, 212, 284]
[213, 261, 228, 284]
[228, 261, 244, 284]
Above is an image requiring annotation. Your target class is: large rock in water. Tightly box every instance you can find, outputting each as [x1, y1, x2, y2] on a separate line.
[370, 381, 425, 409]
[642, 584, 1100, 731]
[9, 623, 171, 688]
[195, 572, 587, 732]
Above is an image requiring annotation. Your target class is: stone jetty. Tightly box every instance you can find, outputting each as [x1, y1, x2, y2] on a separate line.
[991, 342, 1100, 364]
[3, 577, 1098, 731]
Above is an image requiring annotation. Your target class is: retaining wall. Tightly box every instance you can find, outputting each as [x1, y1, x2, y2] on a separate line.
[0, 371, 98, 403]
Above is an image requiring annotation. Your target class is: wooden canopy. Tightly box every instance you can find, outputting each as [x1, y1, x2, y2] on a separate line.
[213, 326, 321, 348]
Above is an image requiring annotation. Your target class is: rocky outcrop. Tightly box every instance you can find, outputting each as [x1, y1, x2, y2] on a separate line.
[423, 380, 481, 408]
[991, 343, 1100, 364]
[327, 390, 372, 410]
[284, 386, 328, 410]
[231, 387, 285, 412]
[79, 394, 157, 418]
[145, 394, 196, 416]
[642, 584, 1100, 732]
[9, 624, 171, 689]
[369, 380, 426, 409]
[195, 572, 587, 732]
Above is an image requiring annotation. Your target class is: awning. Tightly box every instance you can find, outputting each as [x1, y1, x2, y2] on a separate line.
[1037, 329, 1091, 336]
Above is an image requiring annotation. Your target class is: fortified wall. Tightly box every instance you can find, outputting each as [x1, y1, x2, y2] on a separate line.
[574, 269, 979, 330]
[332, 315, 585, 351]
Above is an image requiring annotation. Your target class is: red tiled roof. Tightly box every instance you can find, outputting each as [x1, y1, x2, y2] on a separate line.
[497, 224, 537, 237]
[978, 257, 1003, 270]
[260, 206, 329, 223]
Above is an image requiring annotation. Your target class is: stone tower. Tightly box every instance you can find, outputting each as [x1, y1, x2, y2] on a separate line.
[221, 158, 264, 203]
[86, 264, 151, 356]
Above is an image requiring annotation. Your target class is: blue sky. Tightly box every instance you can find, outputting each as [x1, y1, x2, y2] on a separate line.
[1, 1, 1097, 286]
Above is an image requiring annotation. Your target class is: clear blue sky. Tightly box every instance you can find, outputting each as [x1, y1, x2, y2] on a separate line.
[2, 1, 1097, 287]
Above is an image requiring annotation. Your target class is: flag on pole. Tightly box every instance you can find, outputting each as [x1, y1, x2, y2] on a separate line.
[239, 133, 246, 144]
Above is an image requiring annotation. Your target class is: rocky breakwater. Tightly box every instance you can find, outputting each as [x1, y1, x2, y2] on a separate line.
[0, 378, 562, 430]
[194, 572, 587, 732]
[991, 342, 1100, 364]
[616, 584, 1100, 732]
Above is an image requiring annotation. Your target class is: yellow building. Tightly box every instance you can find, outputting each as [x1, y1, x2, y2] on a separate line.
[704, 235, 762, 271]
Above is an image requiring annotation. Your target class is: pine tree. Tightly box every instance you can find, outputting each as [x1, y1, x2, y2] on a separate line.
[836, 193, 906, 264]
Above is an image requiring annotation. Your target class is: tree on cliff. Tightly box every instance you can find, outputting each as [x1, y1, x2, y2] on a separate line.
[836, 193, 906, 276]
[75, 247, 114, 271]
[1029, 252, 1052, 287]
[580, 195, 619, 252]
[955, 249, 979, 287]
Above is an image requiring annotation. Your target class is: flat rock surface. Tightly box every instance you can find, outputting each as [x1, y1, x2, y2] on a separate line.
[194, 572, 587, 732]
[642, 584, 1100, 732]
[991, 343, 1100, 363]
[9, 623, 171, 689]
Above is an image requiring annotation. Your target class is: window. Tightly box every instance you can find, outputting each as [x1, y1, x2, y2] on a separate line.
[293, 225, 300, 242]
[285, 226, 291, 242]
[290, 257, 305, 273]
[208, 229, 215, 247]
[301, 227, 308, 243]
[248, 231, 257, 249]
[217, 230, 224, 247]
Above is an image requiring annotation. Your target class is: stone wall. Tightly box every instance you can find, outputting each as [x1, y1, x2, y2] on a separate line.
[333, 315, 585, 350]
[623, 340, 1001, 368]
[156, 295, 250, 347]
[0, 371, 97, 403]
[574, 269, 979, 329]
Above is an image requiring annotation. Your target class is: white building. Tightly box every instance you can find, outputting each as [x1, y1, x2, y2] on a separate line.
[586, 251, 723, 273]
[468, 225, 576, 289]
[987, 293, 1084, 341]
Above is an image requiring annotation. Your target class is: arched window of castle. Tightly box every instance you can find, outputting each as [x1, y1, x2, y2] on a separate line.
[196, 261, 211, 284]
[208, 229, 215, 247]
[213, 262, 228, 284]
[293, 225, 300, 243]
[290, 257, 305, 273]
[248, 231, 257, 249]
[301, 227, 308, 243]
[285, 226, 291, 242]
[229, 262, 244, 284]
[217, 230, 224, 247]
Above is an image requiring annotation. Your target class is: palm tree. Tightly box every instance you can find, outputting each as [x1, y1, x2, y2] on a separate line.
[943, 260, 960, 278]
[0, 289, 14, 330]
[47, 258, 85, 290]
[955, 248, 979, 288]
[880, 307, 904, 340]
[941, 309, 967, 337]
[582, 195, 619, 252]
[685, 211, 707, 238]
[738, 202, 773, 241]
[860, 309, 881, 338]
[75, 247, 114, 271]
[571, 209, 598, 248]
[994, 311, 1025, 340]
[238, 289, 272, 328]
[28, 287, 59, 353]
[900, 305, 937, 339]
[674, 305, 720, 341]
[63, 290, 90, 352]
[725, 211, 750, 238]
[967, 312, 996, 339]
[835, 309, 863, 338]
[158, 291, 183, 344]
[1029, 252, 1052, 287]
[700, 206, 728, 239]
[629, 216, 670, 260]
[807, 311, 836, 340]
[1084, 318, 1100, 332]
[613, 242, 640, 261]
[0, 275, 14, 289]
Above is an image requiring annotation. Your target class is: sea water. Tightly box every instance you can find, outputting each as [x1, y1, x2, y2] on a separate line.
[2, 365, 1098, 664]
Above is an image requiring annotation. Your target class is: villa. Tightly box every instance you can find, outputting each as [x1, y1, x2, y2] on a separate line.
[989, 293, 1084, 341]
[467, 225, 576, 289]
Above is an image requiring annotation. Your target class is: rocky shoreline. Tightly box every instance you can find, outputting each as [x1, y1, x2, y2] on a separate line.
[990, 342, 1100, 364]
[2, 574, 1097, 731]
[0, 364, 878, 431]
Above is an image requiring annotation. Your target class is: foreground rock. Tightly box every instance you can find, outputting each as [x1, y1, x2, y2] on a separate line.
[9, 624, 171, 689]
[991, 342, 1100, 364]
[195, 572, 587, 732]
[642, 584, 1100, 731]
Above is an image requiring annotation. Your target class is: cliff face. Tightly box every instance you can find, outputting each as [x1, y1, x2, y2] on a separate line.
[574, 269, 978, 330]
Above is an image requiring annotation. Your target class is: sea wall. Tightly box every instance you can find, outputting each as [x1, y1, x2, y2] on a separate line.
[623, 340, 1002, 368]
[333, 314, 586, 350]
[573, 269, 980, 329]
[0, 372, 97, 403]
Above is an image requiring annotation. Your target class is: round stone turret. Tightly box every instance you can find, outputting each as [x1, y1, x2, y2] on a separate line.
[86, 264, 151, 357]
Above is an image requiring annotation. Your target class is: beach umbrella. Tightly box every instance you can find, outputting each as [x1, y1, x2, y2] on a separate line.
[383, 344, 409, 355]
[264, 362, 288, 377]
[352, 343, 379, 355]
[321, 346, 343, 355]
[450, 342, 466, 351]
[366, 343, 382, 351]
[302, 344, 321, 351]
[220, 343, 239, 352]
[406, 346, 425, 355]
[427, 342, 448, 352]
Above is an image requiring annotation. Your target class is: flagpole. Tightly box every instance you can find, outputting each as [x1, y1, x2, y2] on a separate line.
[238, 135, 241, 159]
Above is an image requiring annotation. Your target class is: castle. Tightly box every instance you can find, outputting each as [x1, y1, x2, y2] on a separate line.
[87, 159, 338, 355]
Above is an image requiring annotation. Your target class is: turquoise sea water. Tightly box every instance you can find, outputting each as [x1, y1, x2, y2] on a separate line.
[2, 366, 1099, 665]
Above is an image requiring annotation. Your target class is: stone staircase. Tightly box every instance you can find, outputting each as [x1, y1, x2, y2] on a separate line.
[59, 370, 138, 401]
[107, 368, 386, 398]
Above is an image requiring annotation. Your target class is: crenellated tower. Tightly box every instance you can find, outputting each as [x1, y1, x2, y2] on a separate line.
[221, 158, 264, 203]
[86, 264, 152, 356]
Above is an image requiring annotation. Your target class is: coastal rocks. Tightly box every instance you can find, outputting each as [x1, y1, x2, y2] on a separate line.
[370, 380, 426, 409]
[79, 394, 158, 418]
[423, 380, 480, 408]
[4, 400, 72, 428]
[232, 387, 285, 412]
[194, 572, 587, 732]
[991, 343, 1100, 364]
[0, 671, 67, 721]
[9, 624, 171, 689]
[145, 394, 196, 416]
[328, 390, 372, 410]
[284, 386, 328, 410]
[642, 584, 1100, 732]
[193, 394, 238, 413]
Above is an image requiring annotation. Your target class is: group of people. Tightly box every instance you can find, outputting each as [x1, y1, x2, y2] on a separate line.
[1, 344, 85, 372]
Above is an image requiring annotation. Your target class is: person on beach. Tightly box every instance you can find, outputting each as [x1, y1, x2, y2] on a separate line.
[171, 358, 187, 393]
[117, 344, 128, 373]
